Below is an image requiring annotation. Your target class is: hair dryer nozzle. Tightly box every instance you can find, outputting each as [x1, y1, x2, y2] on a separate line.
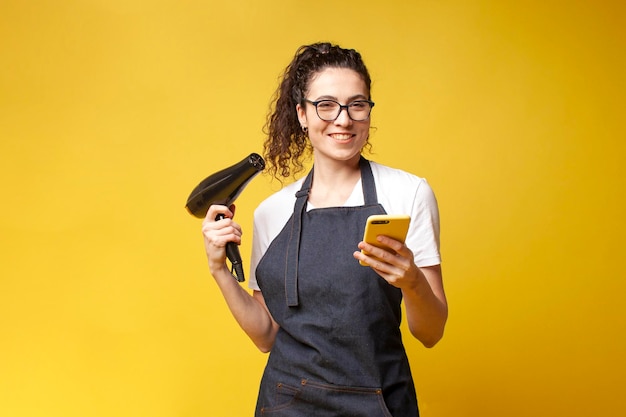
[185, 153, 265, 218]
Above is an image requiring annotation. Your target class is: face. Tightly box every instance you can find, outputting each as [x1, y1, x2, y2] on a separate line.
[297, 67, 371, 166]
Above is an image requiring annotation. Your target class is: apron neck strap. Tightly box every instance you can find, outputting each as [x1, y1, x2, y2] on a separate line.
[359, 157, 378, 206]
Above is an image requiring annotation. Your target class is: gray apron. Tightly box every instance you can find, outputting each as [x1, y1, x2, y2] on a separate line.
[255, 158, 418, 417]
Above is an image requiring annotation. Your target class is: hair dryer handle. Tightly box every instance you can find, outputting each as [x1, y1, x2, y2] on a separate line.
[225, 243, 245, 282]
[216, 213, 245, 282]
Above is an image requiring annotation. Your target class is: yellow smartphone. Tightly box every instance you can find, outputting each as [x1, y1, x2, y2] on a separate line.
[359, 214, 411, 266]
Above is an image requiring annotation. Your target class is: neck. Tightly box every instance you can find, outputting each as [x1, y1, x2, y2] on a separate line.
[307, 155, 362, 208]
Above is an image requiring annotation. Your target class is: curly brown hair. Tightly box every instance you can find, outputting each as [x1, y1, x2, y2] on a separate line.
[263, 42, 372, 179]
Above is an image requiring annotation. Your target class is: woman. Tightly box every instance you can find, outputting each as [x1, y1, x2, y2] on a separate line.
[202, 42, 447, 417]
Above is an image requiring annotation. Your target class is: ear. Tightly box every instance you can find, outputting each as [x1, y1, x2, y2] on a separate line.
[296, 103, 308, 129]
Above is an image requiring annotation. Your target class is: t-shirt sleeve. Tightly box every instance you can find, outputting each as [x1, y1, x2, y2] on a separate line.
[407, 178, 441, 267]
[248, 208, 266, 291]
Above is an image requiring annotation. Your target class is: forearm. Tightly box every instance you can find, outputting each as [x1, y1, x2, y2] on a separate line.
[402, 265, 448, 348]
[202, 205, 279, 352]
[211, 264, 279, 352]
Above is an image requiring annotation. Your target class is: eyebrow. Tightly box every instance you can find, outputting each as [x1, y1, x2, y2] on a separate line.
[313, 94, 369, 101]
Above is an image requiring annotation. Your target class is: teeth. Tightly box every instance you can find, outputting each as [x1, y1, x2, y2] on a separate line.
[331, 134, 352, 140]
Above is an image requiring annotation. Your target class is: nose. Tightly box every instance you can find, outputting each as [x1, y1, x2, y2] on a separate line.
[334, 106, 352, 125]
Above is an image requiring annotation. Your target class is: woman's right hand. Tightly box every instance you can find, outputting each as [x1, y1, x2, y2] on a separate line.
[202, 204, 242, 275]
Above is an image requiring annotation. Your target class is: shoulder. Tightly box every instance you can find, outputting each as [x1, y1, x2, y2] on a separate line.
[370, 160, 427, 186]
[254, 178, 304, 223]
[369, 161, 436, 210]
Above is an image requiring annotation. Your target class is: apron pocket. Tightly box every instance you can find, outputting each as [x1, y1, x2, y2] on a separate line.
[303, 379, 393, 417]
[260, 378, 393, 417]
[264, 379, 394, 417]
[260, 382, 301, 415]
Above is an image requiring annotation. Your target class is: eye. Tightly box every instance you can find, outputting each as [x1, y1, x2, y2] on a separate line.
[350, 101, 369, 109]
[317, 100, 337, 109]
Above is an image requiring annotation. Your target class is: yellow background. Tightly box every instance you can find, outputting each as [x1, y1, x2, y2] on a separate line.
[1, 1, 624, 416]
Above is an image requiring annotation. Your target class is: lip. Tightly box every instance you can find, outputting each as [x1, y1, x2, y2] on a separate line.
[328, 133, 354, 141]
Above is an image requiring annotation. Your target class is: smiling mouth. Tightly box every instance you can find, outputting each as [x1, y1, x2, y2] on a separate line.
[329, 133, 353, 140]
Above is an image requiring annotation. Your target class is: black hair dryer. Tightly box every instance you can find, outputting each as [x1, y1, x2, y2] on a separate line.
[185, 153, 266, 282]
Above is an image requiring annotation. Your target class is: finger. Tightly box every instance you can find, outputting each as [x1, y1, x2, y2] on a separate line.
[203, 218, 242, 240]
[204, 204, 234, 223]
[358, 241, 409, 271]
[354, 251, 396, 280]
[357, 241, 395, 263]
[375, 235, 403, 252]
[203, 227, 242, 252]
[375, 235, 414, 261]
[354, 247, 391, 269]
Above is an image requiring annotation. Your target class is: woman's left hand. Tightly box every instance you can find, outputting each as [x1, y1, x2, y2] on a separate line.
[353, 235, 420, 290]
[354, 235, 448, 347]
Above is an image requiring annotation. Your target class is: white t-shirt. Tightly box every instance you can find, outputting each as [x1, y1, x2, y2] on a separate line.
[248, 161, 441, 291]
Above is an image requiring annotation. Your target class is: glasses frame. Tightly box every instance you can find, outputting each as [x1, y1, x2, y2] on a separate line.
[304, 99, 375, 122]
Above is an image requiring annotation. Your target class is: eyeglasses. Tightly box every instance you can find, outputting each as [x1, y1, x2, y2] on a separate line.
[304, 99, 375, 122]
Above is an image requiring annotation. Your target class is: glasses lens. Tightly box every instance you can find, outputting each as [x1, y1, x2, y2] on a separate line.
[315, 100, 340, 121]
[347, 101, 372, 121]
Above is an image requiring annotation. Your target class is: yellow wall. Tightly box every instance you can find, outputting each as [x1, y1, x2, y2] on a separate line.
[1, 1, 624, 416]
